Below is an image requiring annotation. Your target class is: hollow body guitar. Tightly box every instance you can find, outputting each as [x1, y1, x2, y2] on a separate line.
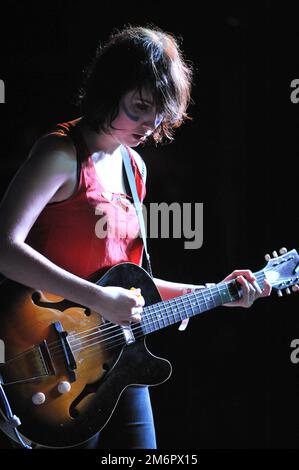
[0, 250, 298, 448]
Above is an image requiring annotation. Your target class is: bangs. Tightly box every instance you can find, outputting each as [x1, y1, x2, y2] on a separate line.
[136, 64, 184, 124]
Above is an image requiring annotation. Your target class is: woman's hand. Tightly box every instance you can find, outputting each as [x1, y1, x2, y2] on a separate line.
[221, 269, 272, 308]
[93, 286, 145, 325]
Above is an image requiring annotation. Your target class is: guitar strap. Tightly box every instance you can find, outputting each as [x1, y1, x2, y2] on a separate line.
[120, 145, 153, 278]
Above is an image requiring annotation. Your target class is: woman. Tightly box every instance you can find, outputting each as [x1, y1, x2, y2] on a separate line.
[0, 26, 271, 449]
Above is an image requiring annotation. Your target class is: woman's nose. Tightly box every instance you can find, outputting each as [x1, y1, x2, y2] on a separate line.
[142, 112, 162, 130]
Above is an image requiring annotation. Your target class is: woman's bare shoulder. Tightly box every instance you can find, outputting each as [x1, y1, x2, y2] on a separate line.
[29, 131, 77, 164]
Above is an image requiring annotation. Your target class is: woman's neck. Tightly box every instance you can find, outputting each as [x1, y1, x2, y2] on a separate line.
[78, 118, 120, 155]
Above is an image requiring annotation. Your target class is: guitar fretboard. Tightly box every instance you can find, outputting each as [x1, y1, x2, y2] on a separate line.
[139, 270, 265, 335]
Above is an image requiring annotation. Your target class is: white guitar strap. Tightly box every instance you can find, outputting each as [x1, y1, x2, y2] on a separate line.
[120, 145, 153, 278]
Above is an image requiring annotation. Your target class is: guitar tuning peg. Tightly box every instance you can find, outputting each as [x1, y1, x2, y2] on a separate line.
[279, 247, 287, 255]
[277, 289, 283, 297]
[265, 253, 271, 261]
[272, 250, 278, 258]
[292, 285, 299, 293]
[285, 288, 291, 295]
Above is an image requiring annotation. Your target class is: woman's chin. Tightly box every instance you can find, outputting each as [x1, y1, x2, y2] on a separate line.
[127, 134, 143, 146]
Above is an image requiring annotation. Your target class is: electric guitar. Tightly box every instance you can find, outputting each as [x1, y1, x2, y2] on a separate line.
[0, 248, 298, 448]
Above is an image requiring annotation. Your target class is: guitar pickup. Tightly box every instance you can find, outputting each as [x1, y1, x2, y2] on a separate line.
[53, 321, 77, 382]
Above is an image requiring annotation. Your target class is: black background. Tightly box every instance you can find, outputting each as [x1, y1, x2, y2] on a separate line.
[0, 0, 298, 450]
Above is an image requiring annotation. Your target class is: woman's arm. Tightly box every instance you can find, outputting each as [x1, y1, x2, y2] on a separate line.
[154, 271, 272, 307]
[153, 277, 202, 300]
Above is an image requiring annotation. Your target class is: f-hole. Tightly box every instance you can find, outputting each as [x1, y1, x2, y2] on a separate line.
[31, 290, 91, 315]
[69, 363, 111, 418]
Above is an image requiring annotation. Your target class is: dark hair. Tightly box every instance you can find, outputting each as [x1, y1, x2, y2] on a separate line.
[76, 25, 193, 143]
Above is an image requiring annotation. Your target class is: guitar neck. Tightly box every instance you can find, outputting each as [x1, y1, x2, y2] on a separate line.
[141, 269, 266, 335]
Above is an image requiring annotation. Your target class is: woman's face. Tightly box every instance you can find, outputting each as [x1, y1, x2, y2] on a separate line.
[110, 88, 163, 147]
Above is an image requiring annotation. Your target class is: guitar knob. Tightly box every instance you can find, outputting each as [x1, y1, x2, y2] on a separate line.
[265, 253, 271, 261]
[272, 250, 278, 258]
[58, 381, 71, 394]
[32, 392, 46, 405]
[292, 285, 299, 292]
[279, 247, 287, 254]
[277, 289, 283, 297]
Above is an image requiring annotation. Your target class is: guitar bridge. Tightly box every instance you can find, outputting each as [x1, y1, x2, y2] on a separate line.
[53, 321, 77, 382]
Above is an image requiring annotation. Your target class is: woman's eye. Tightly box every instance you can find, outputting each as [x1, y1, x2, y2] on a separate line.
[134, 102, 149, 111]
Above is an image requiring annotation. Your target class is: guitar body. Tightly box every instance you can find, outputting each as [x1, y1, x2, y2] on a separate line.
[0, 263, 172, 448]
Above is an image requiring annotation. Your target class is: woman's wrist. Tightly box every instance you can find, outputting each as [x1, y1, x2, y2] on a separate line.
[181, 283, 215, 295]
[85, 283, 106, 311]
[181, 285, 202, 295]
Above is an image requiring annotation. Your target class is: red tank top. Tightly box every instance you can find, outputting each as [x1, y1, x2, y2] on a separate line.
[26, 119, 146, 279]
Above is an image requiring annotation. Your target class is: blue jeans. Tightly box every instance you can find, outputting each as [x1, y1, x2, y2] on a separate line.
[74, 385, 157, 450]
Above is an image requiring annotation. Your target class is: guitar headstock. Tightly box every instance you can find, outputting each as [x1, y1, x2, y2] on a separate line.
[263, 247, 299, 296]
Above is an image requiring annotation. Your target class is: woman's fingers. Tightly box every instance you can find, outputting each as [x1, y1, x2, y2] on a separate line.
[223, 270, 272, 308]
[223, 269, 256, 283]
[127, 288, 145, 323]
[261, 279, 272, 297]
[131, 288, 145, 307]
[236, 275, 256, 307]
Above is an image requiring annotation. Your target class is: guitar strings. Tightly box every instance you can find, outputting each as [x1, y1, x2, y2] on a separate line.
[48, 274, 266, 357]
[47, 281, 233, 355]
[5, 273, 265, 369]
[74, 271, 265, 345]
[14, 271, 265, 373]
[6, 329, 148, 386]
[50, 328, 151, 371]
[48, 273, 266, 361]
